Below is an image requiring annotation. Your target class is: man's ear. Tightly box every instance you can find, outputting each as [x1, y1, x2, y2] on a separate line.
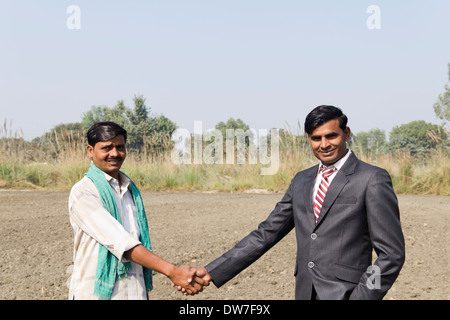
[86, 144, 94, 158]
[344, 127, 351, 142]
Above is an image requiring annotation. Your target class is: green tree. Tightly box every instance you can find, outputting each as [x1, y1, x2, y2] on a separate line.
[103, 100, 129, 129]
[81, 101, 129, 130]
[81, 106, 105, 129]
[34, 122, 86, 159]
[215, 118, 254, 148]
[80, 95, 177, 155]
[388, 120, 446, 156]
[147, 114, 177, 155]
[37, 122, 85, 144]
[351, 128, 387, 155]
[126, 95, 151, 151]
[433, 63, 450, 124]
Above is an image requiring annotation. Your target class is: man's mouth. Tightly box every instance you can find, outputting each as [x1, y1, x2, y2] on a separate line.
[320, 149, 335, 157]
[106, 158, 122, 165]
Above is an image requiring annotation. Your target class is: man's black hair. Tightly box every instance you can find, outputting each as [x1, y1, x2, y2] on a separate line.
[86, 121, 127, 146]
[304, 105, 348, 135]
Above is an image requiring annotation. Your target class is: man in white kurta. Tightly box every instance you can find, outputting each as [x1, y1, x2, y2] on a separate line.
[68, 171, 147, 299]
[68, 121, 209, 299]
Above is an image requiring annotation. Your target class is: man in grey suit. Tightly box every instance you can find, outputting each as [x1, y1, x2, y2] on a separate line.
[191, 105, 405, 300]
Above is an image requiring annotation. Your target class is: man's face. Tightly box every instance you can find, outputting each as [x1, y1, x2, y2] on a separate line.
[87, 134, 126, 180]
[307, 118, 351, 166]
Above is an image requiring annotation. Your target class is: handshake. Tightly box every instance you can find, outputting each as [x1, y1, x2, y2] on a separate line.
[170, 266, 212, 295]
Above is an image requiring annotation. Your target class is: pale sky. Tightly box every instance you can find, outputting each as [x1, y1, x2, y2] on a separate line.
[1, 0, 449, 140]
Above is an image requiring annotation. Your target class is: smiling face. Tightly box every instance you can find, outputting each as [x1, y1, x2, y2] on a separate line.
[86, 134, 126, 180]
[307, 118, 351, 166]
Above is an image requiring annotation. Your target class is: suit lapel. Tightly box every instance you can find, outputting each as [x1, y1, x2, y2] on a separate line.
[314, 152, 358, 228]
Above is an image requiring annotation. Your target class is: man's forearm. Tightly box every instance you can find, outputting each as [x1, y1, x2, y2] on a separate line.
[124, 244, 178, 278]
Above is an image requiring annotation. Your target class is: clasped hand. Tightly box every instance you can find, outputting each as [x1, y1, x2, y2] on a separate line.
[170, 266, 211, 295]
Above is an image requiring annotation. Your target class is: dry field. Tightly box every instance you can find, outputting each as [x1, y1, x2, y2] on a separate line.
[0, 190, 448, 300]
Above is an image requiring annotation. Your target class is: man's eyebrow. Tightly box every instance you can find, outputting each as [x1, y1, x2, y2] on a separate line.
[310, 132, 339, 139]
[108, 143, 126, 148]
[325, 132, 339, 137]
[100, 142, 113, 147]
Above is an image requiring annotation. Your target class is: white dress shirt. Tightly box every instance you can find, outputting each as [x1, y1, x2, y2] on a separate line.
[68, 171, 147, 299]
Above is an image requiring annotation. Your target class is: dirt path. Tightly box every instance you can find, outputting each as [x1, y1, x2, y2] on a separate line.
[0, 190, 448, 300]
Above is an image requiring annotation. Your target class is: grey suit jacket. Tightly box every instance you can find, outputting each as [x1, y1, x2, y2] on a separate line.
[205, 152, 405, 299]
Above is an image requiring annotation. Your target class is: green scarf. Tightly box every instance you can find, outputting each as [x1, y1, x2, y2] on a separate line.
[85, 164, 153, 299]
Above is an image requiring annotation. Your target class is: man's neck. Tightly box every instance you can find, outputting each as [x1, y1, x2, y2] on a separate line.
[320, 149, 351, 169]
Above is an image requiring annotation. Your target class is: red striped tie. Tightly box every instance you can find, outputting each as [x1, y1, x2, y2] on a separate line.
[313, 166, 336, 222]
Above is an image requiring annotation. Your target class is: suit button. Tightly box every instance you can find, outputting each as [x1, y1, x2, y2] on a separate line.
[311, 233, 317, 240]
[308, 261, 315, 268]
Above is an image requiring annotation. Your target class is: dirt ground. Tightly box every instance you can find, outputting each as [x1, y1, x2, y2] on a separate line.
[0, 189, 448, 300]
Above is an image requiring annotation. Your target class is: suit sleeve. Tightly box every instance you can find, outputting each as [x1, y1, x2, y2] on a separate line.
[205, 178, 296, 288]
[350, 168, 405, 299]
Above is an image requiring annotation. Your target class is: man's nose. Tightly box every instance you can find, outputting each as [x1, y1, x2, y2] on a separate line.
[320, 138, 330, 149]
[109, 147, 119, 157]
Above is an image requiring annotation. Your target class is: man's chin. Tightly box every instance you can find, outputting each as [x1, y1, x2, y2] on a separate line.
[319, 155, 337, 166]
[107, 165, 122, 172]
[103, 165, 122, 176]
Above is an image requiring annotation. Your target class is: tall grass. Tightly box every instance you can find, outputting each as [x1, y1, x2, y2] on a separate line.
[1, 120, 449, 195]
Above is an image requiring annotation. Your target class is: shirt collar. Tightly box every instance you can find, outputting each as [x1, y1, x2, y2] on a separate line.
[102, 171, 131, 191]
[318, 149, 352, 172]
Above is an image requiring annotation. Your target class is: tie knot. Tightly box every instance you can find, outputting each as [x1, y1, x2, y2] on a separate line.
[321, 165, 336, 177]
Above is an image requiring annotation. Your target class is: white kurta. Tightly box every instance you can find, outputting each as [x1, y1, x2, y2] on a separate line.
[68, 171, 147, 299]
